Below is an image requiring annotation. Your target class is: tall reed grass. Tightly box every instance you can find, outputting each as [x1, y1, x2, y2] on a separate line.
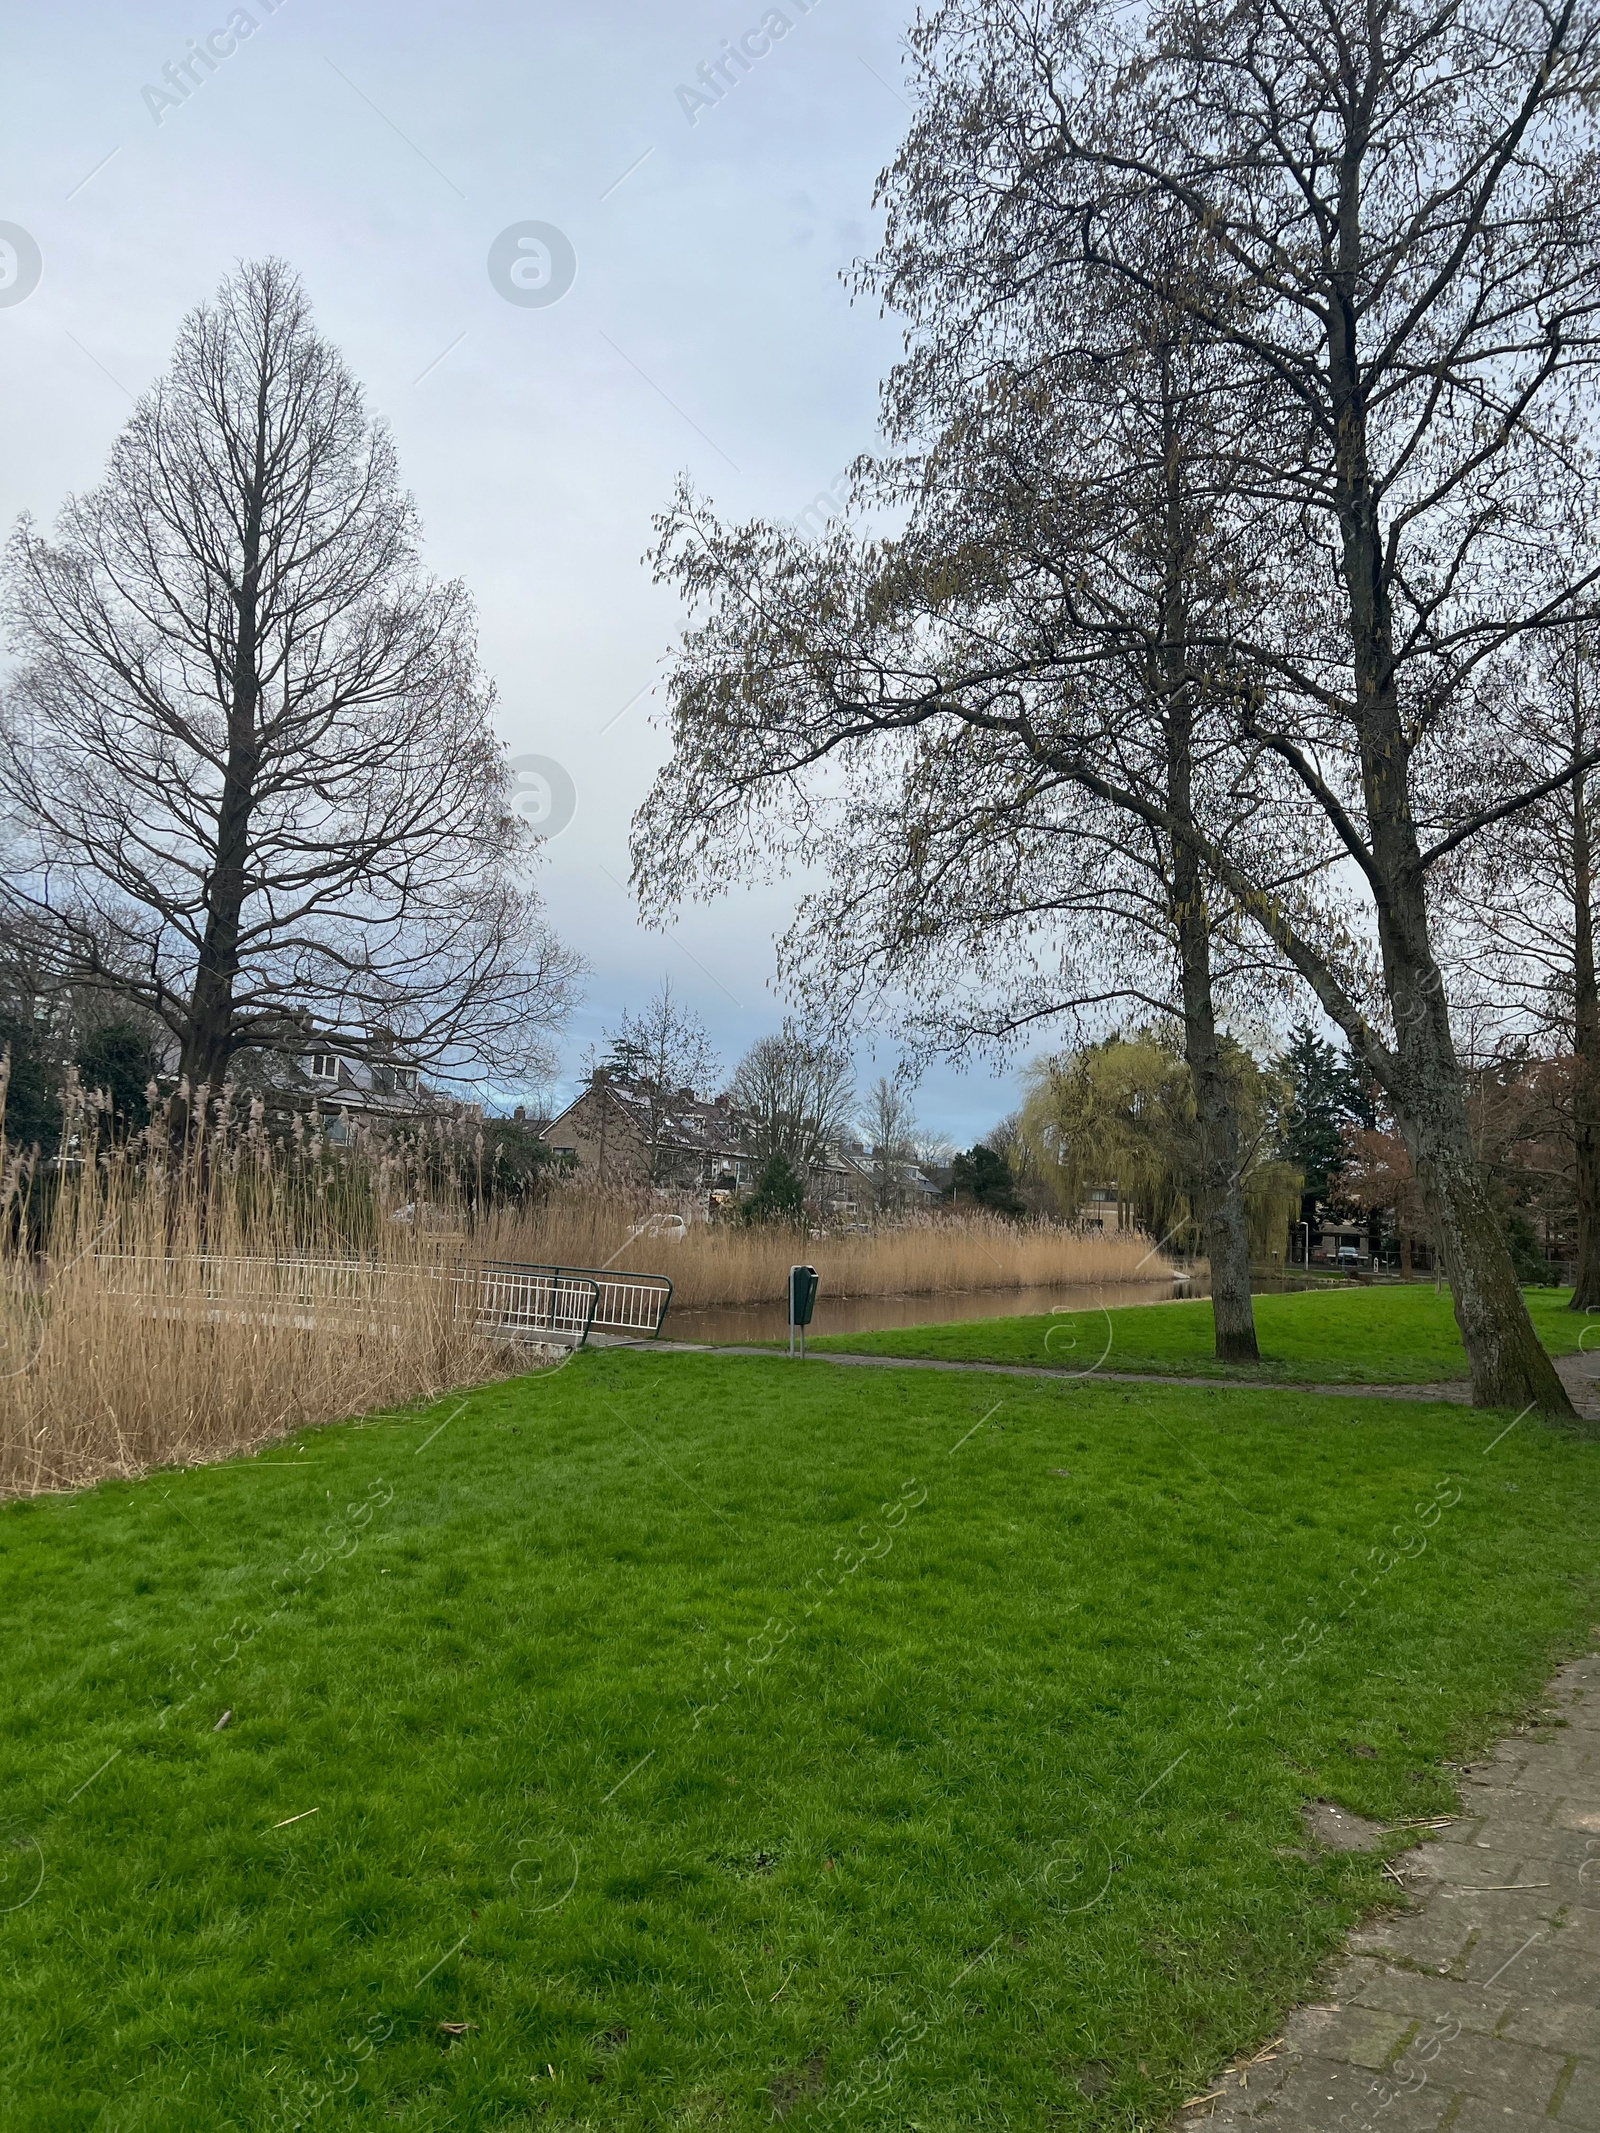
[0, 1121, 511, 1502]
[0, 1079, 1165, 1497]
[482, 1190, 1165, 1309]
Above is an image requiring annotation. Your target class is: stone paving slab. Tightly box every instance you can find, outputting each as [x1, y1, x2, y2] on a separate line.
[1555, 2060, 1600, 2127]
[1443, 1818, 1597, 1866]
[1187, 1649, 1600, 2133]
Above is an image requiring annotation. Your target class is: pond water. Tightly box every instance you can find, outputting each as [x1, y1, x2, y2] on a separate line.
[666, 1276, 1186, 1347]
[663, 1268, 1330, 1347]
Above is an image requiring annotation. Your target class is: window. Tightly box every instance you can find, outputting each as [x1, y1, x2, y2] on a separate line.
[393, 1066, 419, 1094]
[309, 1052, 339, 1081]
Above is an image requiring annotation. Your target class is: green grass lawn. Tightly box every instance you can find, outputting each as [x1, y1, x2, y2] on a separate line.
[810, 1280, 1592, 1384]
[2, 1348, 1597, 2129]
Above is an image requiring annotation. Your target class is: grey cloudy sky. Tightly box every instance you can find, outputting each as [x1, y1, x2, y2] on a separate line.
[0, 0, 1027, 1141]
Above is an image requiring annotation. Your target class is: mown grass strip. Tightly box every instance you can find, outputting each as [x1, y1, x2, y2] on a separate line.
[0, 1345, 1594, 2128]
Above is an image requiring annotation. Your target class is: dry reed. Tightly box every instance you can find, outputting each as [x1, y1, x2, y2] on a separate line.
[0, 1074, 542, 1497]
[0, 1164, 516, 1501]
[481, 1190, 1167, 1310]
[0, 1093, 1166, 1498]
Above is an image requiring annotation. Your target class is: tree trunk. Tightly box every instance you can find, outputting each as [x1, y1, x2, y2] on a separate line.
[1177, 900, 1260, 1362]
[1157, 365, 1259, 1367]
[1327, 273, 1574, 1417]
[167, 358, 270, 1170]
[1569, 710, 1600, 1310]
[1380, 883, 1574, 1412]
[1168, 814, 1258, 1361]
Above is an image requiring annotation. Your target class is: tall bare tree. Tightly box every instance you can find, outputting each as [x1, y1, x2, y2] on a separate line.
[635, 254, 1308, 1358]
[1445, 625, 1600, 1305]
[861, 1075, 921, 1215]
[842, 0, 1600, 1414]
[726, 1022, 855, 1177]
[594, 978, 720, 1185]
[0, 259, 578, 1154]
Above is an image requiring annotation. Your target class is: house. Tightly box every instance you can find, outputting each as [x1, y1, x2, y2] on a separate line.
[1316, 1219, 1371, 1265]
[538, 1074, 758, 1198]
[304, 1048, 419, 1105]
[1076, 1188, 1135, 1234]
[813, 1140, 876, 1219]
[539, 1079, 950, 1220]
[292, 1047, 473, 1141]
[819, 1138, 945, 1219]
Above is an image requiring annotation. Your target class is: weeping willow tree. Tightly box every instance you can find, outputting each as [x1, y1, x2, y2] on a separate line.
[1022, 1032, 1302, 1264]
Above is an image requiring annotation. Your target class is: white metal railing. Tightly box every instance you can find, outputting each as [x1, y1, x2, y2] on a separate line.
[91, 1254, 423, 1334]
[94, 1254, 405, 1305]
[92, 1253, 672, 1349]
[478, 1263, 674, 1340]
[594, 1274, 675, 1333]
[468, 1265, 600, 1345]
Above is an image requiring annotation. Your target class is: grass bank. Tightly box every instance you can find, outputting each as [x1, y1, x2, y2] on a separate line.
[1, 1346, 1595, 2128]
[0, 1154, 1162, 1498]
[809, 1280, 1589, 1384]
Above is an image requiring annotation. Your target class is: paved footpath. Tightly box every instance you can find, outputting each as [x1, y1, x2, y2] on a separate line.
[1192, 1644, 1600, 2133]
[623, 1340, 1600, 1421]
[629, 1338, 1472, 1403]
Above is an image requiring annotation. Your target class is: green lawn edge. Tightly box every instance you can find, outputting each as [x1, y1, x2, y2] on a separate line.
[807, 1281, 1592, 1384]
[1, 1347, 1597, 2127]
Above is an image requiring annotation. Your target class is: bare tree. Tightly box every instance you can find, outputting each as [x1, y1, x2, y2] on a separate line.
[0, 259, 579, 1154]
[810, 0, 1600, 1413]
[904, 0, 1600, 1407]
[1445, 624, 1600, 1303]
[594, 978, 720, 1185]
[726, 1022, 855, 1177]
[599, 979, 717, 1094]
[861, 1075, 921, 1214]
[634, 251, 1311, 1358]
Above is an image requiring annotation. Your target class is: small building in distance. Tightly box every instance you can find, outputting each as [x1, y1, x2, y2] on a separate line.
[538, 1079, 948, 1220]
[538, 1075, 758, 1201]
[1316, 1218, 1371, 1265]
[818, 1138, 946, 1222]
[811, 1140, 877, 1222]
[1075, 1187, 1136, 1234]
[290, 1046, 478, 1141]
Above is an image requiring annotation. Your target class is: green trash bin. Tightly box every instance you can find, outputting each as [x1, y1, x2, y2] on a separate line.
[788, 1264, 819, 1357]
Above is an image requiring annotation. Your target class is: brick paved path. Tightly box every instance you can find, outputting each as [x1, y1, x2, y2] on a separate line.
[1196, 1647, 1600, 2133]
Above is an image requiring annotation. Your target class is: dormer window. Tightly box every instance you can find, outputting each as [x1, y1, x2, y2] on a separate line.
[309, 1052, 340, 1081]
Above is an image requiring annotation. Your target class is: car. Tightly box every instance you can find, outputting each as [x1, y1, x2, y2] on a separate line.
[1336, 1244, 1363, 1268]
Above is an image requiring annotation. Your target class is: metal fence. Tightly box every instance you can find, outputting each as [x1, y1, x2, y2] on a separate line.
[592, 1271, 674, 1337]
[477, 1263, 674, 1343]
[93, 1253, 673, 1350]
[467, 1265, 601, 1346]
[92, 1253, 427, 1335]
